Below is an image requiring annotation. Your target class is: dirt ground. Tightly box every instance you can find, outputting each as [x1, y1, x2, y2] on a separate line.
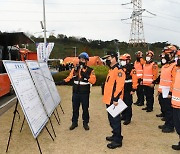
[0, 86, 179, 154]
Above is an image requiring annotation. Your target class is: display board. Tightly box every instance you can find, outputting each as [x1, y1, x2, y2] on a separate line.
[39, 62, 61, 106]
[26, 60, 56, 117]
[3, 60, 48, 138]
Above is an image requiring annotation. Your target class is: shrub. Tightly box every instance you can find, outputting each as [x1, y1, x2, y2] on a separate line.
[52, 65, 109, 86]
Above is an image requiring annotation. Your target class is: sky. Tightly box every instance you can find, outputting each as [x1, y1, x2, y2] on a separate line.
[0, 0, 180, 46]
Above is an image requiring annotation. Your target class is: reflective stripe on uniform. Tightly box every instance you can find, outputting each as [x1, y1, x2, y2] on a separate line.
[74, 81, 90, 85]
[125, 79, 132, 83]
[172, 96, 180, 102]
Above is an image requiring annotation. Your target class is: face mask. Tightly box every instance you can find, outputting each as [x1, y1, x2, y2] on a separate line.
[120, 61, 126, 66]
[106, 59, 111, 67]
[161, 58, 167, 64]
[136, 57, 141, 62]
[175, 56, 178, 62]
[79, 61, 86, 68]
[177, 59, 180, 66]
[164, 54, 170, 62]
[146, 56, 151, 62]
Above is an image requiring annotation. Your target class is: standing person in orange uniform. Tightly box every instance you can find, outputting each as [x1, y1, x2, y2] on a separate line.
[57, 52, 96, 130]
[142, 50, 158, 112]
[171, 50, 180, 150]
[157, 46, 177, 133]
[134, 51, 145, 106]
[120, 54, 138, 125]
[102, 51, 125, 149]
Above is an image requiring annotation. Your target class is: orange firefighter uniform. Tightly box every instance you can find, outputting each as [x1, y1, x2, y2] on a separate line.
[134, 54, 145, 106]
[103, 62, 125, 146]
[142, 51, 158, 112]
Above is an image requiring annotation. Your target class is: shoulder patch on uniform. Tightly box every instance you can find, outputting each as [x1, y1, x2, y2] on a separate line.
[118, 72, 122, 77]
[133, 70, 136, 74]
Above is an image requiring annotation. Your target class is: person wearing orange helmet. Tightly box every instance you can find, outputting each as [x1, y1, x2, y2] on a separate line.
[134, 51, 145, 106]
[120, 54, 138, 125]
[156, 46, 177, 133]
[142, 50, 158, 112]
[171, 49, 180, 150]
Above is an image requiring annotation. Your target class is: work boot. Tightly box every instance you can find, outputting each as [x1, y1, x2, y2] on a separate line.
[156, 113, 164, 117]
[161, 117, 165, 121]
[107, 141, 122, 149]
[123, 120, 131, 125]
[137, 103, 144, 106]
[134, 102, 139, 105]
[162, 127, 174, 133]
[158, 125, 166, 129]
[69, 123, 78, 130]
[172, 142, 180, 150]
[142, 107, 147, 110]
[146, 109, 153, 112]
[83, 123, 89, 130]
[106, 136, 114, 141]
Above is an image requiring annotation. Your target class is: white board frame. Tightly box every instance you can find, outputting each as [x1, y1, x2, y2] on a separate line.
[38, 62, 61, 106]
[3, 60, 48, 138]
[26, 60, 56, 117]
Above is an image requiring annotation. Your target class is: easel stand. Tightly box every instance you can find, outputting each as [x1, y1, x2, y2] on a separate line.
[59, 104, 65, 114]
[6, 99, 55, 154]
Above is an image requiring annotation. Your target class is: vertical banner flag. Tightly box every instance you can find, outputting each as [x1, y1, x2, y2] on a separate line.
[36, 42, 54, 62]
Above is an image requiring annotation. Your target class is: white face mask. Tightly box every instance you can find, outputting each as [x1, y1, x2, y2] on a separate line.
[146, 56, 151, 62]
[120, 60, 126, 66]
[161, 58, 167, 64]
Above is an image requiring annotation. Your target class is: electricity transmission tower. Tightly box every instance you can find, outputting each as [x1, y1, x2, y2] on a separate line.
[122, 0, 156, 46]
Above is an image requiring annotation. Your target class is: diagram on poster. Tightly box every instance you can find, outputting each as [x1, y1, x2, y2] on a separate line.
[39, 62, 61, 106]
[3, 60, 48, 138]
[26, 60, 56, 117]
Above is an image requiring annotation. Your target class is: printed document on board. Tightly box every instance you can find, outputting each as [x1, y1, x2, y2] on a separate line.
[106, 99, 128, 118]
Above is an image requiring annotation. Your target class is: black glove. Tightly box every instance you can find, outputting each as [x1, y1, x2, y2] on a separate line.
[80, 71, 90, 80]
[55, 80, 65, 85]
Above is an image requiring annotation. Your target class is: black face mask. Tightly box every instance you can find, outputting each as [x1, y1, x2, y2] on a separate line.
[79, 62, 86, 68]
[136, 57, 141, 62]
[106, 59, 111, 67]
[177, 59, 180, 66]
[164, 54, 170, 62]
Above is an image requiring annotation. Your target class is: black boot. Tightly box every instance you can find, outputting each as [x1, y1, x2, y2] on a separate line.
[156, 113, 164, 117]
[172, 142, 180, 150]
[83, 123, 89, 130]
[107, 141, 122, 149]
[123, 120, 131, 125]
[106, 136, 114, 141]
[69, 123, 78, 130]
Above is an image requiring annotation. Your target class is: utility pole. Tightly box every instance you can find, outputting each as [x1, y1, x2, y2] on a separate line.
[129, 0, 145, 46]
[43, 0, 47, 61]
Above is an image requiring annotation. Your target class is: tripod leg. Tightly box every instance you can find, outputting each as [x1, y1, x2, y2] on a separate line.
[36, 138, 42, 154]
[49, 118, 56, 137]
[6, 99, 18, 152]
[20, 116, 25, 132]
[55, 108, 61, 123]
[45, 126, 54, 141]
[59, 104, 65, 114]
[53, 112, 60, 125]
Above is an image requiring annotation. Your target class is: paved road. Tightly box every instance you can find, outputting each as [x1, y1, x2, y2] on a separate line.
[0, 94, 16, 116]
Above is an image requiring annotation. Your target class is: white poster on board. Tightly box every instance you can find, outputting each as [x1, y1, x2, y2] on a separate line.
[3, 60, 48, 138]
[39, 62, 61, 106]
[26, 60, 56, 117]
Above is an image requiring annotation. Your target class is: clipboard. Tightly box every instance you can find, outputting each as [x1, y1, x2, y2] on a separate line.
[106, 99, 128, 118]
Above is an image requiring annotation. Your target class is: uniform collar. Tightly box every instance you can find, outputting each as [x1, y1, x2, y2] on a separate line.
[110, 63, 119, 69]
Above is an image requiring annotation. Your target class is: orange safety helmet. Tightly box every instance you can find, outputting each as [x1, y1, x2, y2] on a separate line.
[123, 53, 131, 60]
[146, 50, 154, 56]
[119, 55, 127, 60]
[163, 45, 177, 53]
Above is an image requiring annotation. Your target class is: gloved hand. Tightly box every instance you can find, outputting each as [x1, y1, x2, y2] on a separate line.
[55, 80, 65, 85]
